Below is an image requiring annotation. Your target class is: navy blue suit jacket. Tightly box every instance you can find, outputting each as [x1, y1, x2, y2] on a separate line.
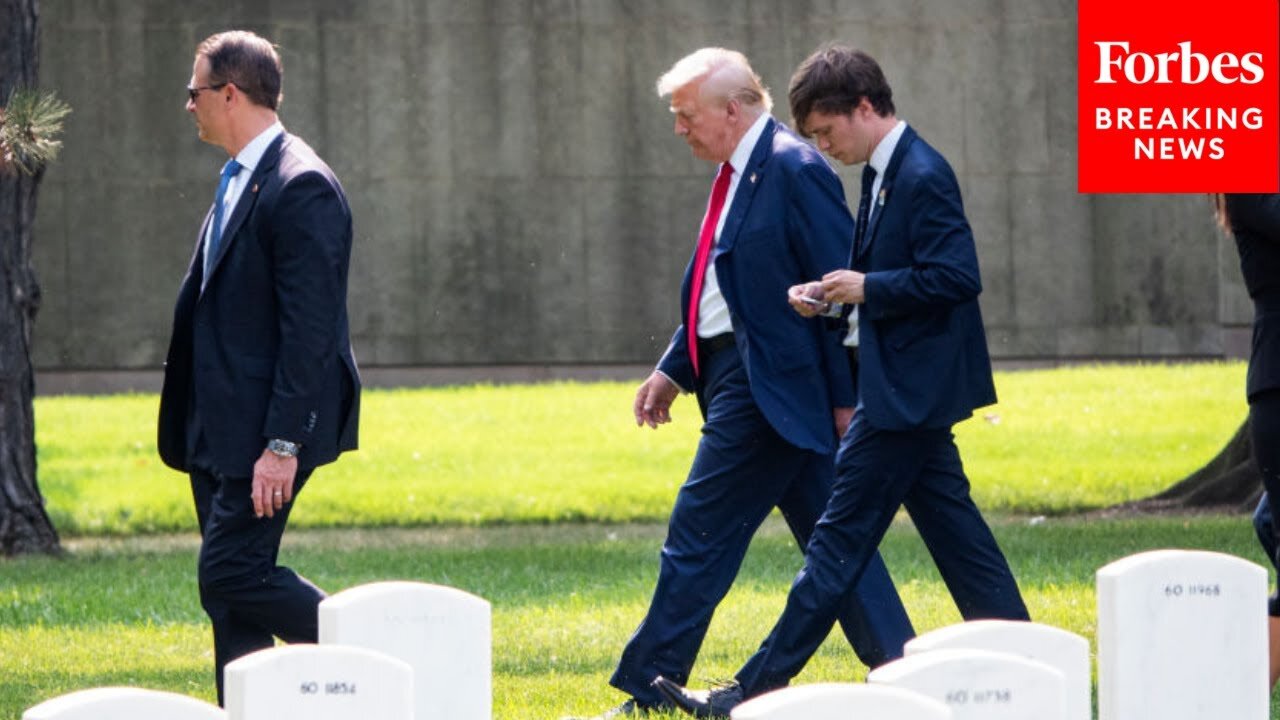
[658, 118, 855, 454]
[853, 125, 995, 431]
[158, 133, 360, 477]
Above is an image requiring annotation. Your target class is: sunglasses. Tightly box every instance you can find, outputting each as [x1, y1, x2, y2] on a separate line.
[187, 82, 228, 102]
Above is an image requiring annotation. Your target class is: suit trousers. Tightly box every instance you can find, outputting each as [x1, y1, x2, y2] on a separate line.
[610, 346, 913, 706]
[735, 412, 1029, 696]
[190, 466, 326, 705]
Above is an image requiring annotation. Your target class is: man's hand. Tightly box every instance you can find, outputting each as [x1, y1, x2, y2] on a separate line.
[834, 406, 854, 438]
[634, 372, 680, 429]
[787, 281, 828, 317]
[252, 450, 298, 518]
[820, 269, 867, 305]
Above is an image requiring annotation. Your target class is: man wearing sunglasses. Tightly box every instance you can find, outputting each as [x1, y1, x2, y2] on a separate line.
[158, 29, 360, 704]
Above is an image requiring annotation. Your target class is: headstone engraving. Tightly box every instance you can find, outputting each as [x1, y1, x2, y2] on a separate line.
[223, 644, 412, 720]
[867, 648, 1065, 720]
[905, 620, 1089, 720]
[1097, 549, 1268, 720]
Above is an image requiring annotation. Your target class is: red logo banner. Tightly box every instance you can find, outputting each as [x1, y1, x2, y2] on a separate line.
[1078, 0, 1279, 193]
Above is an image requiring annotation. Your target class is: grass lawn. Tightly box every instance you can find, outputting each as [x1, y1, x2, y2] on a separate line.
[2, 516, 1275, 719]
[35, 362, 1248, 534]
[4, 361, 1270, 717]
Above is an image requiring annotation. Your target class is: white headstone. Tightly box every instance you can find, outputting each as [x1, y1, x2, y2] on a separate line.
[223, 645, 412, 720]
[730, 683, 952, 720]
[23, 687, 225, 720]
[867, 648, 1066, 720]
[319, 580, 492, 720]
[1097, 549, 1268, 720]
[904, 620, 1089, 720]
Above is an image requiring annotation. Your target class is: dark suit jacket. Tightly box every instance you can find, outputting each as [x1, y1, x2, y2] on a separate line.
[658, 118, 855, 455]
[1226, 193, 1280, 399]
[158, 132, 360, 477]
[852, 125, 995, 431]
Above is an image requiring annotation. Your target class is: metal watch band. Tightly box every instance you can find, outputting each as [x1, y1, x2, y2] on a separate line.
[266, 438, 301, 458]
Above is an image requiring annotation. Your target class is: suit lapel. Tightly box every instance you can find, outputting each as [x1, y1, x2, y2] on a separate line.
[203, 133, 286, 289]
[860, 177, 891, 257]
[856, 125, 916, 262]
[715, 118, 774, 254]
[192, 206, 214, 290]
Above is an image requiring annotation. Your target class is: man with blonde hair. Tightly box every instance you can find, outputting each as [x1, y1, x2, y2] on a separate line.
[565, 47, 913, 719]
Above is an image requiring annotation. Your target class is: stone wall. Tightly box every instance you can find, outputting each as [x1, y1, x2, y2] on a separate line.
[31, 0, 1247, 379]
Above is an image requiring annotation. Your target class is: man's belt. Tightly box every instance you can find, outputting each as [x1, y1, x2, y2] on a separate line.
[697, 333, 735, 361]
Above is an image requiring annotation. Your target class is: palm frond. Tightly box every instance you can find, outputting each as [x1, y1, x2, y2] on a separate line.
[1, 88, 71, 175]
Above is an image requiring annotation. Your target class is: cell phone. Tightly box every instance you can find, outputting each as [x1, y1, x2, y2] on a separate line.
[795, 294, 826, 305]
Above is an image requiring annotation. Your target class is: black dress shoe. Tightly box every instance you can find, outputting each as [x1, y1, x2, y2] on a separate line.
[561, 697, 664, 719]
[652, 676, 745, 718]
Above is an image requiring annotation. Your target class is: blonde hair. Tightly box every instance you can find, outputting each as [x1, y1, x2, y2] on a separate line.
[656, 47, 773, 112]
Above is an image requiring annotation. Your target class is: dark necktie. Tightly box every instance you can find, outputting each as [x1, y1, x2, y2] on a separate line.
[205, 158, 243, 277]
[854, 164, 877, 256]
[686, 162, 734, 378]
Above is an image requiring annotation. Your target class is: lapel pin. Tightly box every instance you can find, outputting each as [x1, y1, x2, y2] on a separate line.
[877, 188, 887, 206]
[749, 172, 757, 184]
[252, 183, 259, 194]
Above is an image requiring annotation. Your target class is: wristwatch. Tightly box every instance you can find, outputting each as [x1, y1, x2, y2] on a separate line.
[266, 438, 301, 458]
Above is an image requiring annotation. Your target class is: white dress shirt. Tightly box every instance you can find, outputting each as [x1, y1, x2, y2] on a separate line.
[696, 112, 772, 338]
[845, 119, 907, 347]
[204, 121, 285, 269]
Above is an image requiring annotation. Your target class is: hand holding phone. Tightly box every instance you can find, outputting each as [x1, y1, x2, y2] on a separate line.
[789, 285, 830, 317]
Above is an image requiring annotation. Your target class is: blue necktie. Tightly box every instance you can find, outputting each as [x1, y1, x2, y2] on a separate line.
[854, 164, 877, 256]
[205, 159, 242, 277]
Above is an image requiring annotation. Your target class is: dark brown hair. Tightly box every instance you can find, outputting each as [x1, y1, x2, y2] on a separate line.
[788, 44, 895, 135]
[197, 31, 283, 111]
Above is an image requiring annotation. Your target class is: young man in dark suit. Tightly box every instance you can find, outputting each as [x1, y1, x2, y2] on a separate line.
[569, 47, 913, 720]
[655, 45, 1029, 718]
[157, 30, 360, 704]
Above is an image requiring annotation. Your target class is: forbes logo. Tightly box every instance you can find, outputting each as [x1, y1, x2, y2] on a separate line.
[1094, 41, 1264, 84]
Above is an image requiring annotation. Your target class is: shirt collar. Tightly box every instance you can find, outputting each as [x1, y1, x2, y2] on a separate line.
[234, 121, 285, 173]
[728, 113, 772, 176]
[868, 119, 907, 176]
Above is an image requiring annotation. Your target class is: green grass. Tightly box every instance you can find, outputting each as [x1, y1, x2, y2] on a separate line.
[1, 516, 1274, 719]
[958, 362, 1247, 512]
[36, 362, 1248, 535]
[8, 361, 1268, 718]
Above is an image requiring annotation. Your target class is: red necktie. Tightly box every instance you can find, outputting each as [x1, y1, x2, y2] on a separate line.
[687, 162, 734, 378]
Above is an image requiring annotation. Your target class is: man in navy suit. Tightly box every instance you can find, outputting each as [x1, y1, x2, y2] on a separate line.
[569, 47, 914, 720]
[655, 45, 1029, 718]
[157, 30, 360, 704]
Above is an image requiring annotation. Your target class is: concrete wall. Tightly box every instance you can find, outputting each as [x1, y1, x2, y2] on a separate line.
[31, 0, 1249, 380]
